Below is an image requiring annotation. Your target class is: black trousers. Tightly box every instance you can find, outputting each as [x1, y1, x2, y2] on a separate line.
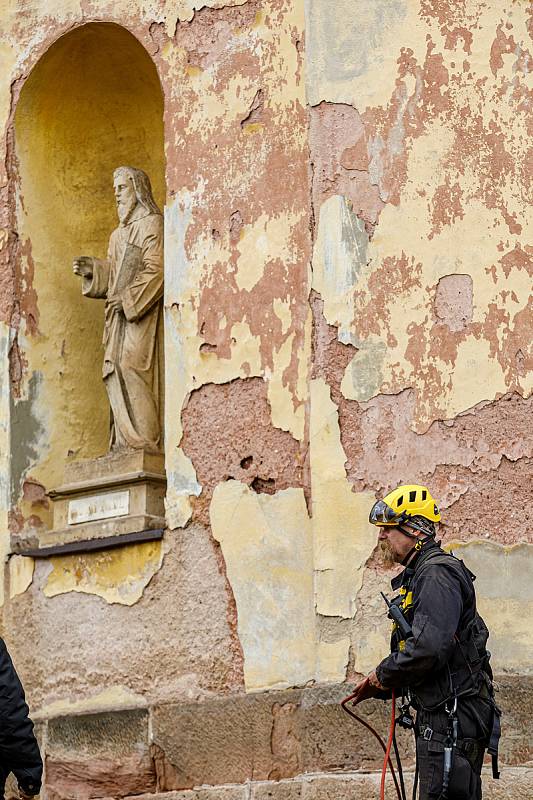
[414, 697, 492, 800]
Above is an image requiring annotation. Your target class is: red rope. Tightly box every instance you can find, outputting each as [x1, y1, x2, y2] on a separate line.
[341, 690, 402, 800]
[380, 689, 397, 800]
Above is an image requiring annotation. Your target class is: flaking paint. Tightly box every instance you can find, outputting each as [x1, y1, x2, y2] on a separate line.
[211, 480, 315, 691]
[43, 540, 164, 606]
[0, 0, 530, 747]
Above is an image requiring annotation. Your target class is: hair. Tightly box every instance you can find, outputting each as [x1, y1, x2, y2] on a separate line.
[113, 166, 161, 215]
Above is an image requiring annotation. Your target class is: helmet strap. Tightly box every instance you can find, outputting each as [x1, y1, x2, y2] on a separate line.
[398, 527, 435, 566]
[397, 524, 419, 540]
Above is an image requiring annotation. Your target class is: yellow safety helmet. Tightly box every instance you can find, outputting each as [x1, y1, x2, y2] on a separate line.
[369, 484, 441, 532]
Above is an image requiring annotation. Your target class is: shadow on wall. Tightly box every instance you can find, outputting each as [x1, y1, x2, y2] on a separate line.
[12, 23, 165, 527]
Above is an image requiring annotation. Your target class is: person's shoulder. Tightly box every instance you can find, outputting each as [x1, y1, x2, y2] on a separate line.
[417, 549, 472, 587]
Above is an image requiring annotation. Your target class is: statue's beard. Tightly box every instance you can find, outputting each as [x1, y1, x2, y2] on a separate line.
[117, 198, 137, 223]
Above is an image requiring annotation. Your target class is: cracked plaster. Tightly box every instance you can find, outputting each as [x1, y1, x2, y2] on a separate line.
[43, 540, 165, 606]
[162, 0, 310, 526]
[210, 479, 357, 691]
[210, 480, 315, 691]
[310, 378, 377, 618]
[8, 554, 34, 599]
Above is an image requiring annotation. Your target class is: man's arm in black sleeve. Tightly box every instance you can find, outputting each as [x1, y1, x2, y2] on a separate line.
[375, 565, 463, 689]
[0, 639, 43, 795]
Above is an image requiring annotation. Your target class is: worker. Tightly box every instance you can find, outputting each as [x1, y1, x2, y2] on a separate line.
[0, 637, 42, 799]
[349, 485, 500, 800]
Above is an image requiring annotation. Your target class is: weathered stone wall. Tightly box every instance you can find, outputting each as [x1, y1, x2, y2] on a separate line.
[0, 0, 531, 797]
[305, 0, 532, 680]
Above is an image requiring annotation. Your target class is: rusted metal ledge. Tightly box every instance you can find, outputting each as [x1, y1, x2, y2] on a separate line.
[13, 528, 165, 558]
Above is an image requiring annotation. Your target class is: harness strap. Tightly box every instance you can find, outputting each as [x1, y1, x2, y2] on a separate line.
[418, 725, 485, 765]
[487, 704, 501, 779]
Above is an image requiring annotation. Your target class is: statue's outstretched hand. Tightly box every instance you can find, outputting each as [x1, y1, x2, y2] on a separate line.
[73, 256, 93, 278]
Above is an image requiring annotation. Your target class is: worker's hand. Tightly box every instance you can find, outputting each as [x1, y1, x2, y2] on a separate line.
[349, 677, 377, 706]
[368, 669, 385, 690]
[107, 295, 123, 313]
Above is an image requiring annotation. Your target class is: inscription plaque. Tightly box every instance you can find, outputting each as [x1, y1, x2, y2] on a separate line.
[68, 490, 130, 525]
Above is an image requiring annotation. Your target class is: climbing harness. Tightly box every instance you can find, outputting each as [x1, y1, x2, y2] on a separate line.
[440, 695, 458, 800]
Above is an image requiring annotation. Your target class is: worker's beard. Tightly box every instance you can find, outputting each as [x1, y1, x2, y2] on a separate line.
[379, 539, 397, 568]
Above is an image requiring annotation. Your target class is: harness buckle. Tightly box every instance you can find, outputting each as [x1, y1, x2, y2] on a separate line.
[422, 726, 433, 741]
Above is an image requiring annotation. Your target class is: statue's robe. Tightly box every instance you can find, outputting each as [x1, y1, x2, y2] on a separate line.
[83, 206, 164, 451]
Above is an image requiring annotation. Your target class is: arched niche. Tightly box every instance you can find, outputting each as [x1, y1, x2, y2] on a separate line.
[13, 23, 165, 531]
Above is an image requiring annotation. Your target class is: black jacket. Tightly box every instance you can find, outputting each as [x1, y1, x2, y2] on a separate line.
[376, 541, 492, 710]
[0, 638, 42, 795]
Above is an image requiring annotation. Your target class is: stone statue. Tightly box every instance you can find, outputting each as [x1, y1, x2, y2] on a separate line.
[73, 167, 163, 452]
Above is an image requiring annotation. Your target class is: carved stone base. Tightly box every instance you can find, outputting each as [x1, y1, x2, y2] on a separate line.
[44, 450, 166, 546]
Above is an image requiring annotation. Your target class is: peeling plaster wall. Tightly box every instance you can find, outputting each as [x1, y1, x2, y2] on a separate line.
[447, 541, 533, 675]
[162, 0, 311, 532]
[0, 0, 531, 791]
[3, 525, 241, 711]
[304, 0, 533, 692]
[0, 327, 10, 608]
[211, 481, 315, 690]
[306, 1, 532, 427]
[0, 0, 313, 711]
[306, 12, 532, 479]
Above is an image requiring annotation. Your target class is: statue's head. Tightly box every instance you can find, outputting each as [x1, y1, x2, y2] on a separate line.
[113, 166, 161, 224]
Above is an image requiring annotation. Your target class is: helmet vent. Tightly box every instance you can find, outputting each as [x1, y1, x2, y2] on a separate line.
[409, 490, 416, 502]
[396, 495, 403, 506]
[422, 490, 427, 500]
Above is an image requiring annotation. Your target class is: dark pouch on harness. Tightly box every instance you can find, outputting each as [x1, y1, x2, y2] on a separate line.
[448, 749, 481, 800]
[426, 739, 480, 800]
